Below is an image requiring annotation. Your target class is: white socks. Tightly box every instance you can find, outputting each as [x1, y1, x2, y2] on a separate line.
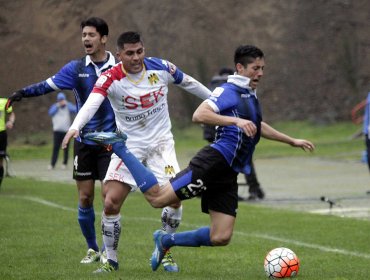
[101, 206, 182, 263]
[101, 212, 121, 263]
[161, 205, 183, 234]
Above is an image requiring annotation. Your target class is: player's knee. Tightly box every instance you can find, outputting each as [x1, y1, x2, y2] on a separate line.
[169, 201, 182, 208]
[146, 196, 166, 208]
[211, 237, 231, 246]
[210, 233, 232, 246]
[79, 195, 93, 207]
[144, 188, 168, 208]
[103, 198, 121, 215]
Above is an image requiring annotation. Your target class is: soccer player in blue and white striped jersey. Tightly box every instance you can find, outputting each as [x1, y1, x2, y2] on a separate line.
[7, 17, 116, 264]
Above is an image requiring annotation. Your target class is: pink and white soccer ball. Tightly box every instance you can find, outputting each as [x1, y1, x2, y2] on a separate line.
[264, 247, 300, 278]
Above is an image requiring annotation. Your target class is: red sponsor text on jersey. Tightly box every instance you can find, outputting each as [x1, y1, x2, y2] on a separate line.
[124, 87, 164, 109]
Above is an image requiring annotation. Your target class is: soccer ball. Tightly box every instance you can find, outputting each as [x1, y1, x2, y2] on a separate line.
[264, 247, 300, 278]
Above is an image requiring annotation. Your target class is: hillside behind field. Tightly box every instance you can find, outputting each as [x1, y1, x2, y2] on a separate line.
[0, 0, 369, 140]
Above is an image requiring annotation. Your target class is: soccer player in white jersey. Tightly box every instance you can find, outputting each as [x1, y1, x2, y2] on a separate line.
[63, 31, 211, 273]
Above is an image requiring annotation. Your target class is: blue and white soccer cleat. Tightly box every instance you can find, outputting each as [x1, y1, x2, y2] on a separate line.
[151, 230, 167, 271]
[84, 131, 127, 145]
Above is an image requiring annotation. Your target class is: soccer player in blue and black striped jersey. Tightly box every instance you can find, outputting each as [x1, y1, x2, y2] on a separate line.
[7, 17, 116, 264]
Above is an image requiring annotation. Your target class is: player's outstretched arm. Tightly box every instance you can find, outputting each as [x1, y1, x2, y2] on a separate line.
[261, 121, 315, 152]
[6, 79, 57, 110]
[177, 73, 212, 100]
[289, 138, 315, 152]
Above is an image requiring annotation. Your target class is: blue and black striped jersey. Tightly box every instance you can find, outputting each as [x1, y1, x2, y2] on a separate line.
[22, 52, 117, 145]
[207, 75, 262, 175]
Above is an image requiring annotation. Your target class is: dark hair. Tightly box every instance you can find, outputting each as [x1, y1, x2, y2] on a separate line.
[117, 31, 143, 49]
[209, 67, 233, 89]
[219, 67, 233, 76]
[80, 17, 109, 37]
[234, 45, 264, 66]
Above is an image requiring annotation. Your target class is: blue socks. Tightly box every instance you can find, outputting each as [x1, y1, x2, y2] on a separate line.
[162, 226, 212, 248]
[112, 142, 158, 192]
[78, 206, 99, 252]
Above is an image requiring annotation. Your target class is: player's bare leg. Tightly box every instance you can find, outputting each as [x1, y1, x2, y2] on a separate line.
[208, 210, 235, 246]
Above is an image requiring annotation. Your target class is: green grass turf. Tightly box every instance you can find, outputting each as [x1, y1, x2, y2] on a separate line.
[0, 178, 369, 280]
[8, 121, 364, 161]
[1, 121, 368, 279]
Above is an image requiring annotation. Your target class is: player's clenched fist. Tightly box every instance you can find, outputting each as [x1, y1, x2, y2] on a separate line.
[6, 90, 25, 110]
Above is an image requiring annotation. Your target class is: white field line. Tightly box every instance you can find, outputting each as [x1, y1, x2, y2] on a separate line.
[238, 232, 370, 260]
[309, 207, 370, 214]
[7, 194, 370, 260]
[7, 195, 77, 212]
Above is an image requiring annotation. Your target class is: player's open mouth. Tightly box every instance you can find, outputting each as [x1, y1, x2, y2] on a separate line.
[84, 43, 93, 50]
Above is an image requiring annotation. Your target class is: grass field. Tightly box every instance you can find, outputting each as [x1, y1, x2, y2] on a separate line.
[1, 121, 369, 279]
[7, 121, 365, 161]
[1, 179, 369, 280]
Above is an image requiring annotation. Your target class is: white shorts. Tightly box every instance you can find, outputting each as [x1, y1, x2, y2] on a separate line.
[104, 139, 180, 191]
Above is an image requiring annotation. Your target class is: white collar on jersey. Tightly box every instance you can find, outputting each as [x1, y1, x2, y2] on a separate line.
[227, 74, 257, 97]
[85, 51, 116, 68]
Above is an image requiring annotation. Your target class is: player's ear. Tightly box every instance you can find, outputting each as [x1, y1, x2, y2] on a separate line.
[116, 50, 121, 61]
[101, 35, 108, 45]
[235, 63, 245, 73]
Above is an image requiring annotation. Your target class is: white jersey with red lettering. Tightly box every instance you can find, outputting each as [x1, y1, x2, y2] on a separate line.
[93, 57, 209, 149]
[86, 56, 211, 188]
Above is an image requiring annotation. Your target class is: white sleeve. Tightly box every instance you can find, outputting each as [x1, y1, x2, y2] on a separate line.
[205, 99, 220, 113]
[69, 93, 105, 131]
[177, 73, 212, 100]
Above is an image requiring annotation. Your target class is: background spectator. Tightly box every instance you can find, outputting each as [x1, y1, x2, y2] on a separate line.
[48, 92, 76, 170]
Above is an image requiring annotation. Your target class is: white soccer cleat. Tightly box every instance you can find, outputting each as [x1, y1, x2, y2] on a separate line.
[80, 248, 100, 264]
[100, 250, 108, 264]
